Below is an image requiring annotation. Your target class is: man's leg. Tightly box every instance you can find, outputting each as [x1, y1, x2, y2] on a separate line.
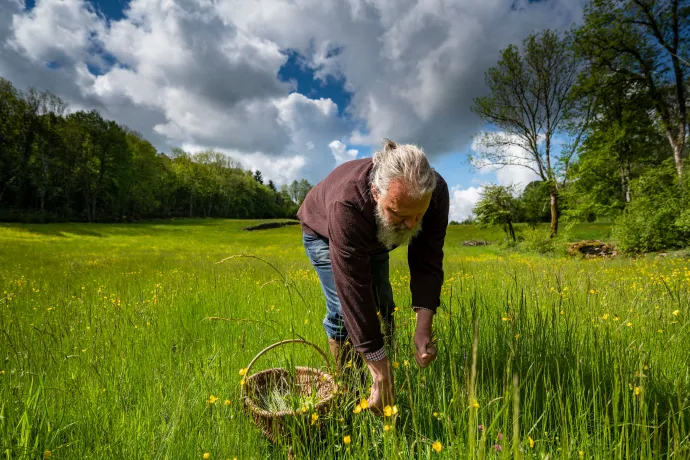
[369, 251, 396, 348]
[302, 232, 363, 382]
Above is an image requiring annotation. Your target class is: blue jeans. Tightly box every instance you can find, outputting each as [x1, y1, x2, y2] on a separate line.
[302, 231, 395, 341]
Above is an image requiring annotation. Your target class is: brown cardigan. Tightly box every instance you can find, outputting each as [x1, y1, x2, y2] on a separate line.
[297, 158, 449, 354]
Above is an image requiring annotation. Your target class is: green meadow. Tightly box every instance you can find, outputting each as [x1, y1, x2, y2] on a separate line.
[0, 219, 688, 459]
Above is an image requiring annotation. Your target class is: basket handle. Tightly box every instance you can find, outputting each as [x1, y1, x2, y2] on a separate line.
[244, 339, 334, 378]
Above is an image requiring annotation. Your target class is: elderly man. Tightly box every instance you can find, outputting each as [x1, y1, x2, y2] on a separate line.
[297, 139, 449, 414]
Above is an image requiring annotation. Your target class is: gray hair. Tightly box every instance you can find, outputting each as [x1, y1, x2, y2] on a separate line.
[371, 139, 437, 198]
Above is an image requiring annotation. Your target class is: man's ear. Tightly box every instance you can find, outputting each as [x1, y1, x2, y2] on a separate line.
[371, 184, 379, 201]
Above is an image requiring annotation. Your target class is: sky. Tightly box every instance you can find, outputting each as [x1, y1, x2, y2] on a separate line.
[0, 0, 588, 221]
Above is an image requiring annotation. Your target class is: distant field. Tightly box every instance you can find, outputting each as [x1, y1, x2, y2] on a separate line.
[0, 219, 687, 459]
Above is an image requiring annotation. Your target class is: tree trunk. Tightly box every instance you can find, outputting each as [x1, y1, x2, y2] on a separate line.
[620, 160, 631, 203]
[549, 184, 559, 237]
[189, 189, 194, 217]
[508, 220, 516, 242]
[670, 138, 685, 180]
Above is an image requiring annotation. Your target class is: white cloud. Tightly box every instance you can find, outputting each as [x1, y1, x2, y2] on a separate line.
[1, 0, 588, 186]
[9, 0, 105, 65]
[470, 132, 542, 191]
[329, 140, 359, 166]
[449, 185, 484, 222]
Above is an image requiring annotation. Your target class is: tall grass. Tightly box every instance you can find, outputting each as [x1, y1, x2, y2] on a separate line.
[0, 219, 687, 459]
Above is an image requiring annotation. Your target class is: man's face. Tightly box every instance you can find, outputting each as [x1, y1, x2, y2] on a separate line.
[373, 180, 432, 249]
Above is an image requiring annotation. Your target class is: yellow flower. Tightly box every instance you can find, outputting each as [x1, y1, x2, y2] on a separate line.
[311, 412, 319, 425]
[240, 379, 245, 386]
[207, 394, 220, 404]
[304, 319, 309, 325]
[433, 411, 439, 418]
[343, 435, 351, 445]
[224, 400, 231, 406]
[393, 362, 399, 369]
[672, 310, 680, 316]
[626, 322, 632, 327]
[203, 453, 210, 459]
[602, 313, 609, 320]
[643, 365, 649, 371]
[528, 436, 535, 448]
[403, 360, 410, 367]
[383, 405, 397, 417]
[239, 368, 248, 376]
[360, 399, 369, 409]
[353, 404, 362, 414]
[515, 334, 521, 340]
[589, 289, 596, 294]
[579, 450, 584, 458]
[432, 441, 443, 453]
[471, 400, 480, 409]
[383, 424, 391, 432]
[634, 387, 641, 396]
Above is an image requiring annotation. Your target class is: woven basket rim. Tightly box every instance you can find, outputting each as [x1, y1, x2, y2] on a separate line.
[243, 366, 337, 418]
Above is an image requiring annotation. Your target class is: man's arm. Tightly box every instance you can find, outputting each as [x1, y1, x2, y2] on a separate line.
[407, 178, 449, 367]
[327, 201, 385, 356]
[408, 178, 449, 312]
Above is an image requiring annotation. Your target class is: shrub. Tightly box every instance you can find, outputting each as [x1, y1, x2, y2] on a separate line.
[612, 163, 690, 254]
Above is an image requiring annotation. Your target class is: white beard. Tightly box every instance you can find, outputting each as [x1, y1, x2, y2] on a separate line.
[374, 202, 423, 250]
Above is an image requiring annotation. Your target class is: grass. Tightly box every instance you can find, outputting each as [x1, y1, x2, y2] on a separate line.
[0, 219, 688, 459]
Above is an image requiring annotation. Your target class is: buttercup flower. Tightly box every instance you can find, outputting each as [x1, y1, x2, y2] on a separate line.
[432, 441, 443, 453]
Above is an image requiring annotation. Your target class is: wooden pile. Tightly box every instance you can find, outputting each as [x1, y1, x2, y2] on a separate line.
[567, 240, 617, 258]
[462, 240, 492, 246]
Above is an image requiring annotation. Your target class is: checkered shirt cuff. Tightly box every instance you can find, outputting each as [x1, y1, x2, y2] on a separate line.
[364, 346, 387, 362]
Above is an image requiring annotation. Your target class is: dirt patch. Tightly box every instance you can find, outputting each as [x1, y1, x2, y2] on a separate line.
[244, 221, 300, 231]
[567, 240, 618, 258]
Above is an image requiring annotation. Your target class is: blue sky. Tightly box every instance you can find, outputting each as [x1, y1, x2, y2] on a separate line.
[2, 0, 585, 220]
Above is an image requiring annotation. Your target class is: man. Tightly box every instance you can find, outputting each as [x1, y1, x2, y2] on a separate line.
[297, 139, 449, 415]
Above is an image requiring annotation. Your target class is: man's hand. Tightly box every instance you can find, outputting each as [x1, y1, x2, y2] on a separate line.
[414, 308, 437, 368]
[365, 356, 395, 416]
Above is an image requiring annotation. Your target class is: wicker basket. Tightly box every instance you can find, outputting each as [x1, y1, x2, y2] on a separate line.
[242, 339, 338, 444]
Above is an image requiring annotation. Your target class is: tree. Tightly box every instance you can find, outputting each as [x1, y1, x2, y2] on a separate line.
[574, 0, 689, 180]
[470, 29, 593, 237]
[518, 181, 551, 226]
[0, 77, 313, 222]
[565, 70, 668, 221]
[473, 184, 521, 241]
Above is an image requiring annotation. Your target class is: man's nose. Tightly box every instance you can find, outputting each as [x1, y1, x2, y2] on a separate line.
[403, 218, 416, 229]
